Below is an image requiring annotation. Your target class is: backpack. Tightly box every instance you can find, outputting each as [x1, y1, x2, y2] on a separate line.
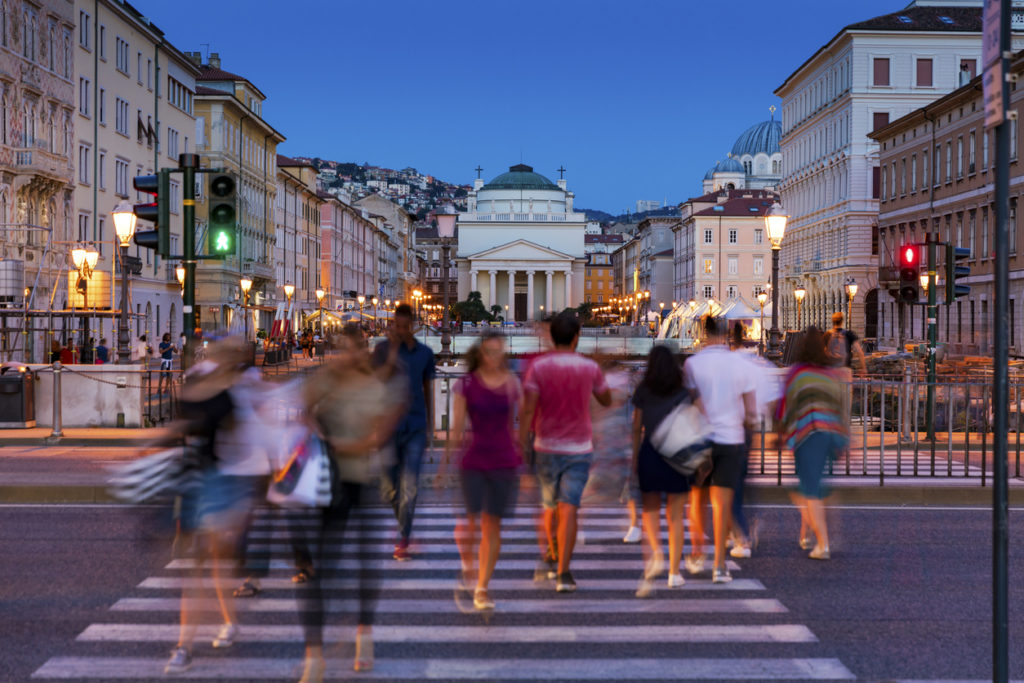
[826, 329, 855, 367]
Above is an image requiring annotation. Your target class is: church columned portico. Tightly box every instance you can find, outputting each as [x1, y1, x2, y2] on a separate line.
[456, 164, 587, 321]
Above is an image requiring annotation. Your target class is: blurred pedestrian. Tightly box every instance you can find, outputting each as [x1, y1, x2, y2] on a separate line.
[165, 339, 252, 674]
[632, 346, 692, 596]
[49, 340, 61, 363]
[132, 334, 153, 365]
[588, 358, 639, 541]
[683, 316, 757, 583]
[520, 312, 611, 593]
[95, 338, 109, 364]
[443, 331, 521, 612]
[777, 326, 847, 560]
[158, 333, 176, 394]
[296, 324, 403, 680]
[373, 303, 434, 562]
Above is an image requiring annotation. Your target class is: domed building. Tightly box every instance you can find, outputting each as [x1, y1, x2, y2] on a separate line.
[701, 118, 783, 193]
[458, 164, 587, 321]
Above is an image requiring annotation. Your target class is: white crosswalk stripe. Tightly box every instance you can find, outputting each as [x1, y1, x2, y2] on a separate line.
[32, 505, 854, 680]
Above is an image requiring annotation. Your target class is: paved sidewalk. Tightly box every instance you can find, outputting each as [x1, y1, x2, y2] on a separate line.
[2, 442, 1023, 506]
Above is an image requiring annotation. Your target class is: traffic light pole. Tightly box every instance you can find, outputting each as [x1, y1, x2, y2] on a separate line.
[926, 235, 937, 442]
[180, 153, 198, 371]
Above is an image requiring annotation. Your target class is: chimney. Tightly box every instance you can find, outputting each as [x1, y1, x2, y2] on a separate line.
[208, 52, 221, 69]
[186, 51, 201, 67]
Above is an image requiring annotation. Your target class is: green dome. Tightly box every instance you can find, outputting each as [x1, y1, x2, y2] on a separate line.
[481, 164, 559, 191]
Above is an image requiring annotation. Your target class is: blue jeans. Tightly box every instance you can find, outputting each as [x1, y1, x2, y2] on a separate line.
[381, 429, 427, 541]
[535, 451, 592, 508]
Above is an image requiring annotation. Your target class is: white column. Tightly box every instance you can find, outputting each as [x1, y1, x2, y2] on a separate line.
[470, 269, 478, 293]
[564, 269, 572, 309]
[488, 270, 497, 307]
[506, 270, 516, 319]
[526, 270, 535, 320]
[545, 270, 554, 313]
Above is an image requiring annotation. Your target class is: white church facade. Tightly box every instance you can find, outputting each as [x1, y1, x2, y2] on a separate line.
[457, 164, 587, 321]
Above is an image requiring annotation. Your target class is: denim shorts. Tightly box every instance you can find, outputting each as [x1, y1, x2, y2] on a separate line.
[795, 432, 846, 499]
[535, 451, 592, 508]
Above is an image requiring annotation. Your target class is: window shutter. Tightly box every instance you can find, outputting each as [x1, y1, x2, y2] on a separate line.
[873, 58, 890, 86]
[916, 58, 933, 87]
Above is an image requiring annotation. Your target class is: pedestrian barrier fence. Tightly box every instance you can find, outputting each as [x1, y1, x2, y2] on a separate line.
[433, 368, 1023, 487]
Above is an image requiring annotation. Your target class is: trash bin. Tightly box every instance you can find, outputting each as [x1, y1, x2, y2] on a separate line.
[0, 363, 35, 428]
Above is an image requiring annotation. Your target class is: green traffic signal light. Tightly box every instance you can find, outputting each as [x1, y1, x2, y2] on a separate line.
[207, 173, 236, 256]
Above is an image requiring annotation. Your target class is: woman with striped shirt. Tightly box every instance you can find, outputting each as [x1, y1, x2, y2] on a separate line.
[776, 327, 848, 560]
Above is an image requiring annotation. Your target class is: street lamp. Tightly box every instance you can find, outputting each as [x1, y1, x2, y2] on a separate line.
[175, 265, 185, 291]
[845, 279, 859, 330]
[283, 284, 295, 341]
[111, 200, 137, 364]
[315, 287, 325, 336]
[435, 203, 458, 359]
[240, 277, 253, 342]
[412, 289, 422, 323]
[357, 294, 365, 323]
[764, 202, 788, 360]
[794, 286, 806, 330]
[757, 291, 768, 355]
[371, 296, 378, 332]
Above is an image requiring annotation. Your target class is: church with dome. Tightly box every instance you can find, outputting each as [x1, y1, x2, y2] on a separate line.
[456, 164, 587, 321]
[701, 118, 783, 193]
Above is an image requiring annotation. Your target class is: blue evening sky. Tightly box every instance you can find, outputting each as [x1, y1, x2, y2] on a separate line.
[136, 0, 899, 214]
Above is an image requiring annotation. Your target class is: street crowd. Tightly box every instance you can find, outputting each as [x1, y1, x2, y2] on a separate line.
[153, 303, 856, 681]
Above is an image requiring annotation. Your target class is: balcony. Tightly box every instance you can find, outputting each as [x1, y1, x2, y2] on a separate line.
[13, 147, 70, 182]
[241, 259, 274, 281]
[462, 212, 585, 222]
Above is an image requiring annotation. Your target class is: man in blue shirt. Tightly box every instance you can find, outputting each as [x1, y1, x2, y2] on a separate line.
[95, 338, 109, 364]
[373, 303, 435, 561]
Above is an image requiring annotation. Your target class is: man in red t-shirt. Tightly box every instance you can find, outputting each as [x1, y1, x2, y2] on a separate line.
[520, 313, 611, 593]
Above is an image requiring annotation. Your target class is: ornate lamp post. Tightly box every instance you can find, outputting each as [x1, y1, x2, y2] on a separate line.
[315, 287, 325, 336]
[240, 277, 253, 342]
[845, 279, 858, 331]
[283, 283, 295, 342]
[175, 265, 185, 292]
[111, 201, 137, 364]
[794, 286, 806, 330]
[435, 204, 457, 359]
[371, 296, 378, 333]
[757, 291, 768, 355]
[764, 202, 788, 360]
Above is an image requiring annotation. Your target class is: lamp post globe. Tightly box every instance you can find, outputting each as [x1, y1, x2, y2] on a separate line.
[764, 202, 788, 360]
[111, 201, 138, 364]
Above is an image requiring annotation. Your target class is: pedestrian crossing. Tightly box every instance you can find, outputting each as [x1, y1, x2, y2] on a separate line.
[32, 504, 855, 681]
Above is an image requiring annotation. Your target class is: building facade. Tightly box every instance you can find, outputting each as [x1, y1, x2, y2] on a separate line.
[73, 0, 198, 347]
[636, 216, 678, 307]
[773, 1, 1019, 337]
[456, 164, 587, 321]
[0, 0, 75, 361]
[189, 52, 284, 336]
[355, 192, 416, 302]
[416, 224, 458, 308]
[871, 54, 1024, 357]
[320, 196, 377, 311]
[583, 233, 622, 305]
[673, 189, 777, 305]
[276, 155, 322, 333]
[701, 119, 783, 194]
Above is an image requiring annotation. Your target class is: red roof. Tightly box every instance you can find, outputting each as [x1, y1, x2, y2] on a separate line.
[197, 66, 247, 82]
[277, 154, 315, 169]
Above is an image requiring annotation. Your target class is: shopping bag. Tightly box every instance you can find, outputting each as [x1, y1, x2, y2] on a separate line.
[107, 446, 200, 503]
[649, 400, 713, 478]
[267, 430, 333, 508]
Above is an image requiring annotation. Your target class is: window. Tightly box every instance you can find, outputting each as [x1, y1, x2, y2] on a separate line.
[934, 144, 941, 186]
[115, 37, 129, 74]
[900, 158, 907, 195]
[167, 128, 179, 158]
[99, 25, 105, 59]
[872, 166, 880, 199]
[703, 228, 713, 244]
[728, 228, 737, 244]
[169, 180, 180, 213]
[727, 285, 738, 299]
[969, 131, 976, 173]
[98, 151, 105, 189]
[78, 78, 89, 116]
[911, 154, 917, 192]
[703, 285, 714, 299]
[891, 162, 897, 199]
[97, 218, 105, 255]
[873, 58, 890, 86]
[872, 112, 889, 132]
[98, 88, 105, 125]
[753, 255, 764, 275]
[728, 256, 738, 275]
[984, 130, 990, 168]
[969, 210, 976, 257]
[78, 145, 90, 184]
[115, 159, 128, 196]
[956, 212, 963, 246]
[114, 97, 128, 135]
[957, 136, 964, 177]
[136, 51, 142, 83]
[916, 58, 933, 87]
[946, 141, 952, 181]
[78, 11, 90, 49]
[77, 213, 89, 242]
[147, 59, 152, 89]
[983, 206, 989, 258]
[923, 151, 929, 188]
[1012, 118, 1018, 161]
[960, 59, 977, 80]
[62, 28, 71, 77]
[881, 165, 887, 200]
[1011, 198, 1017, 254]
[703, 257, 714, 275]
[754, 228, 763, 245]
[22, 6, 36, 61]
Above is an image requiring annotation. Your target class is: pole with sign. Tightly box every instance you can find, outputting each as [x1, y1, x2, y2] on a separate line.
[984, 0, 1010, 678]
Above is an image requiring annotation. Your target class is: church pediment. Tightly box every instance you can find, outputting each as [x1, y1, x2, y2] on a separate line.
[466, 239, 574, 262]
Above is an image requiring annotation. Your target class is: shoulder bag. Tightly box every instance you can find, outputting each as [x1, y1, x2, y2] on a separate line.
[648, 397, 713, 479]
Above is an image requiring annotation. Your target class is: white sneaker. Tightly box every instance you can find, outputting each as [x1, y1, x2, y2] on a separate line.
[667, 573, 685, 588]
[684, 554, 705, 575]
[622, 526, 641, 543]
[730, 545, 751, 559]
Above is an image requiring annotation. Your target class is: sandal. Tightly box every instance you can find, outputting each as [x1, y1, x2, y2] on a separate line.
[233, 579, 261, 598]
[354, 629, 374, 672]
[292, 568, 313, 584]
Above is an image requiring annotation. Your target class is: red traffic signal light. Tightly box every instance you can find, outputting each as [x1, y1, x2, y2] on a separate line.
[899, 243, 921, 303]
[902, 245, 920, 267]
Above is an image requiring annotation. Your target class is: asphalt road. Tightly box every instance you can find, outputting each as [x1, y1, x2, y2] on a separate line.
[2, 503, 1023, 681]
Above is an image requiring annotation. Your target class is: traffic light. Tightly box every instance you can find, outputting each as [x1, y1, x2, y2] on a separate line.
[132, 170, 170, 257]
[899, 244, 920, 303]
[207, 173, 237, 256]
[945, 244, 971, 304]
